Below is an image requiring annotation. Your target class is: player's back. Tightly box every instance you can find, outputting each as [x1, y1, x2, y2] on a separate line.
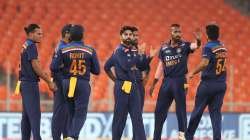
[201, 40, 227, 82]
[61, 41, 99, 80]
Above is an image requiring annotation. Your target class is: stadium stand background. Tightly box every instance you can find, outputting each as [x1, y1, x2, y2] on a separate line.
[0, 0, 249, 113]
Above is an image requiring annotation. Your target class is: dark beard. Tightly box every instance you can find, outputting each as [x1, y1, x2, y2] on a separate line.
[172, 37, 181, 43]
[131, 40, 138, 47]
[123, 39, 133, 46]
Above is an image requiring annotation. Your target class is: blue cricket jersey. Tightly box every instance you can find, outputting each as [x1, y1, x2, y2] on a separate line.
[158, 40, 192, 78]
[104, 44, 149, 82]
[50, 41, 100, 80]
[201, 41, 227, 82]
[19, 39, 39, 82]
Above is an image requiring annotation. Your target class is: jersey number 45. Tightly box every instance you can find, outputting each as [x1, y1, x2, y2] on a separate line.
[70, 59, 86, 76]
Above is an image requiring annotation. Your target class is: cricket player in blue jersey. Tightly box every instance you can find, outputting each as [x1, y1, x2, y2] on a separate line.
[185, 24, 227, 140]
[149, 24, 201, 140]
[105, 26, 157, 140]
[104, 26, 151, 140]
[50, 24, 100, 140]
[19, 24, 57, 140]
[131, 26, 157, 140]
[51, 24, 73, 140]
[130, 26, 157, 109]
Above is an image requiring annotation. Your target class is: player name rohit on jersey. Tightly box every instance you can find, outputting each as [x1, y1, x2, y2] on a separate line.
[70, 52, 85, 59]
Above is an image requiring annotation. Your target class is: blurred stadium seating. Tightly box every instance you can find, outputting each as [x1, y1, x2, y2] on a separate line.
[0, 0, 249, 112]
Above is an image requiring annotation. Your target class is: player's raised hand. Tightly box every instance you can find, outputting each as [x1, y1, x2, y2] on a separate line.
[149, 46, 158, 58]
[48, 81, 57, 92]
[193, 28, 202, 40]
[138, 42, 146, 55]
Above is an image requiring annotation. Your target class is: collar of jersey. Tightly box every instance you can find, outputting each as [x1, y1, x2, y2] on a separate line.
[206, 40, 221, 48]
[26, 39, 35, 45]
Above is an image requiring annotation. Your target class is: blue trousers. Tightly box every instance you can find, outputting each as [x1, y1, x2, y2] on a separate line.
[132, 81, 145, 140]
[112, 81, 146, 140]
[20, 81, 42, 140]
[137, 81, 145, 110]
[153, 77, 187, 140]
[51, 78, 68, 140]
[63, 79, 90, 139]
[186, 81, 226, 140]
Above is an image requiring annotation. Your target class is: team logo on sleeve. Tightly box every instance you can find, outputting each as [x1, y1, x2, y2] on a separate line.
[164, 50, 171, 54]
[176, 48, 182, 54]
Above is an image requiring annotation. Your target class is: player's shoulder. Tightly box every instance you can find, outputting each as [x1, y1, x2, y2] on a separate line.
[115, 44, 128, 54]
[160, 41, 170, 52]
[60, 43, 72, 50]
[205, 41, 224, 49]
[83, 45, 97, 55]
[205, 42, 214, 49]
[83, 45, 95, 52]
[55, 40, 67, 53]
[58, 40, 67, 49]
[179, 40, 191, 47]
[23, 39, 35, 49]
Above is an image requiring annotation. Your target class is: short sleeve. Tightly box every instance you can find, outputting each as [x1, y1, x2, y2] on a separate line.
[202, 47, 212, 60]
[104, 53, 115, 72]
[184, 42, 193, 54]
[50, 49, 63, 72]
[27, 44, 38, 60]
[158, 48, 163, 60]
[90, 49, 100, 75]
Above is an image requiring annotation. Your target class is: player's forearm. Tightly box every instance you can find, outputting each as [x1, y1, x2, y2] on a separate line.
[193, 37, 201, 49]
[106, 70, 116, 82]
[32, 60, 51, 83]
[191, 60, 208, 75]
[193, 29, 201, 49]
[155, 61, 163, 79]
[196, 39, 201, 48]
[190, 41, 201, 50]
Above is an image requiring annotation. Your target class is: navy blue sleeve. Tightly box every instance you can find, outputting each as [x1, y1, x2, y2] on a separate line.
[27, 45, 38, 60]
[158, 47, 164, 61]
[184, 42, 193, 54]
[144, 55, 152, 73]
[115, 48, 138, 71]
[104, 53, 115, 72]
[50, 50, 63, 72]
[90, 49, 100, 75]
[202, 47, 212, 60]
